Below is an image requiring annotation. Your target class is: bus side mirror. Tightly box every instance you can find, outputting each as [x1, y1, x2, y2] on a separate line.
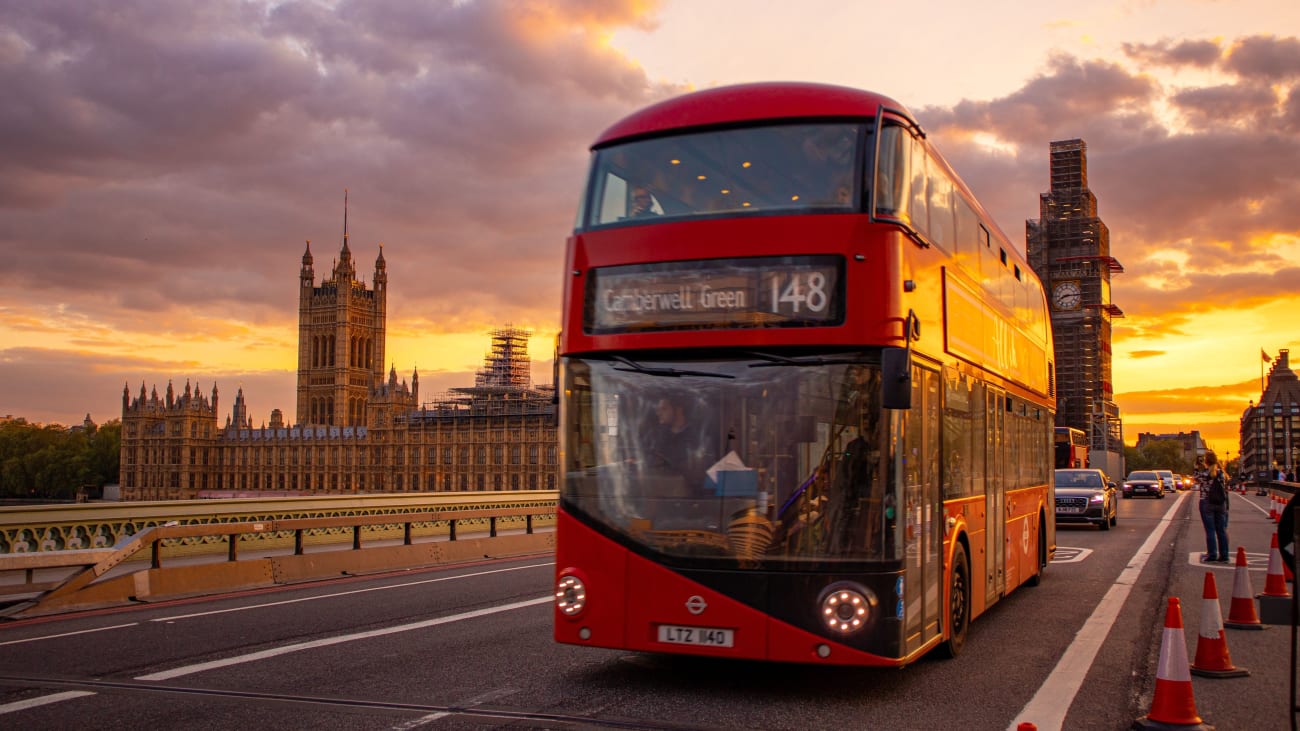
[881, 347, 911, 410]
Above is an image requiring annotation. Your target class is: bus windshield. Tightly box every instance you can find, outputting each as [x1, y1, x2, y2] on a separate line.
[562, 353, 899, 568]
[581, 123, 866, 228]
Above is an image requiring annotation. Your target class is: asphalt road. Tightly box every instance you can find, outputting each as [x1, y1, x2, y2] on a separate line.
[0, 488, 1294, 730]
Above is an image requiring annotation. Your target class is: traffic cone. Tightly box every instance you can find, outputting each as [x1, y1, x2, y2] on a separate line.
[1261, 533, 1291, 598]
[1268, 494, 1278, 521]
[1224, 547, 1264, 630]
[1134, 598, 1207, 729]
[1190, 571, 1249, 678]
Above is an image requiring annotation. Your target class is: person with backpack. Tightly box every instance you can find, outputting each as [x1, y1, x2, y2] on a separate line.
[1200, 454, 1230, 563]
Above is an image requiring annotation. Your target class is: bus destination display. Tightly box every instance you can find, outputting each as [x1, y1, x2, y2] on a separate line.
[585, 256, 842, 333]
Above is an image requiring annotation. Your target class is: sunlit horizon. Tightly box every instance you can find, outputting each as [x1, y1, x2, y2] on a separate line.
[2, 1, 1298, 465]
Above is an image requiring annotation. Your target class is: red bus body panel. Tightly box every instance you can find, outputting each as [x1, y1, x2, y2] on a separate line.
[554, 511, 910, 666]
[556, 82, 1055, 667]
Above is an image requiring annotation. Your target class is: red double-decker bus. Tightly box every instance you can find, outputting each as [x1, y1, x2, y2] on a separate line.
[553, 83, 1055, 666]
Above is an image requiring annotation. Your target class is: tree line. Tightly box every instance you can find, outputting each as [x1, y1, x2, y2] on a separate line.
[0, 418, 120, 501]
[1123, 440, 1239, 478]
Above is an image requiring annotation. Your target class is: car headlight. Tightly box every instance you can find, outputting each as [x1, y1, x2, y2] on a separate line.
[1090, 494, 1105, 502]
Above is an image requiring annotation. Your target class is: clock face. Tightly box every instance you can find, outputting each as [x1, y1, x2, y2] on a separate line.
[1052, 281, 1082, 310]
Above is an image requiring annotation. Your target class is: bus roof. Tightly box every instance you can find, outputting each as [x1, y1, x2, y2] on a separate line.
[594, 82, 915, 148]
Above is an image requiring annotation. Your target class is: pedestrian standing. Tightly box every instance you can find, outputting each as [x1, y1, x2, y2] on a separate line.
[1200, 454, 1230, 562]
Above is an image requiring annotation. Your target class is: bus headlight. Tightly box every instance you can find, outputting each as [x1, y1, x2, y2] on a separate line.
[819, 583, 875, 635]
[555, 575, 587, 617]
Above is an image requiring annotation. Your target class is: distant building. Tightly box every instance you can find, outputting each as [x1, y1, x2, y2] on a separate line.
[1134, 431, 1207, 466]
[1239, 349, 1300, 480]
[119, 211, 556, 500]
[1026, 139, 1126, 478]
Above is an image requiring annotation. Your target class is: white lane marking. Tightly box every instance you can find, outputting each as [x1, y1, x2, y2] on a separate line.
[1234, 491, 1273, 517]
[0, 690, 95, 714]
[151, 562, 553, 622]
[386, 688, 519, 730]
[1185, 552, 1267, 570]
[1009, 490, 1190, 731]
[0, 622, 138, 647]
[136, 596, 551, 681]
[1050, 547, 1092, 564]
[389, 712, 450, 729]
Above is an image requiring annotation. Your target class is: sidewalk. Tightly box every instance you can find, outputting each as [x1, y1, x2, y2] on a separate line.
[1164, 488, 1297, 730]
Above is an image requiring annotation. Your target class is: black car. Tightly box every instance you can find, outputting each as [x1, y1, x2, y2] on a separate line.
[1055, 469, 1118, 529]
[1123, 470, 1165, 499]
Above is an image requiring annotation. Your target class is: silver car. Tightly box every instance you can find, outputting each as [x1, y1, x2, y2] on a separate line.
[1155, 469, 1177, 494]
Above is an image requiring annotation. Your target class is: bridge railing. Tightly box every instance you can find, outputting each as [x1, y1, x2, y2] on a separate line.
[0, 492, 557, 619]
[0, 491, 558, 554]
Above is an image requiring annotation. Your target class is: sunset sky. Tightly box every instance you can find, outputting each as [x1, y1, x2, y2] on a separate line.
[2, 0, 1298, 459]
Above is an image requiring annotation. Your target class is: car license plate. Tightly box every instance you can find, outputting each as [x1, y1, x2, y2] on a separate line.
[657, 624, 734, 648]
[1059, 506, 1083, 514]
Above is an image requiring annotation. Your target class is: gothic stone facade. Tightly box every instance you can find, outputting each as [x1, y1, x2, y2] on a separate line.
[120, 240, 556, 500]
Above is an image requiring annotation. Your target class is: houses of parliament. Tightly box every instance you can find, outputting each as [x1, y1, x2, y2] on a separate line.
[119, 228, 557, 501]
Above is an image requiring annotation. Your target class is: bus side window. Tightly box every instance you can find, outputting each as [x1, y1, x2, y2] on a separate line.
[874, 125, 910, 218]
[907, 136, 929, 238]
[928, 168, 954, 251]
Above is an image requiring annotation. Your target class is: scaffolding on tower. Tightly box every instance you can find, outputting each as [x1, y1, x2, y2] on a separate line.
[475, 326, 533, 389]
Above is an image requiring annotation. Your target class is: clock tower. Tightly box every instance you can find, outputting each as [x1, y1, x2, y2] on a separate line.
[1027, 139, 1126, 475]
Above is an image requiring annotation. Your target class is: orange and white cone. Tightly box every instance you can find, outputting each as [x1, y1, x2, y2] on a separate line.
[1269, 494, 1278, 521]
[1134, 598, 1208, 729]
[1261, 532, 1291, 598]
[1224, 547, 1264, 630]
[1191, 571, 1249, 678]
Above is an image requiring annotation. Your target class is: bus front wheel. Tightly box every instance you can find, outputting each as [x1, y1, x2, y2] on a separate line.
[937, 542, 970, 659]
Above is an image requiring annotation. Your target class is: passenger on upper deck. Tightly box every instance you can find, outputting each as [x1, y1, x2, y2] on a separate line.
[629, 185, 661, 219]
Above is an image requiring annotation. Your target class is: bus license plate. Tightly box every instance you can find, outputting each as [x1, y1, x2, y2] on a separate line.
[657, 624, 734, 648]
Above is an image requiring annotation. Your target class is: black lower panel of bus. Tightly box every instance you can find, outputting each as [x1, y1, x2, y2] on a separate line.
[676, 567, 907, 660]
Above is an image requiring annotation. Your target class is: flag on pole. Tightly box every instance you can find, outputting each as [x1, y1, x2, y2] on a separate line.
[1262, 348, 1271, 363]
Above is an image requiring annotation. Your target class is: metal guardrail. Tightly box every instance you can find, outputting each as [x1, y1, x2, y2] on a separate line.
[0, 493, 558, 619]
[0, 491, 558, 554]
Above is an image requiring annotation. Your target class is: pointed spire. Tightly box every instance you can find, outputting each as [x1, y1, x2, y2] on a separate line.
[342, 189, 350, 254]
[302, 240, 313, 266]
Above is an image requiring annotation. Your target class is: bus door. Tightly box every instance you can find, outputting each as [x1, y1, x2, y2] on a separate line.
[984, 387, 1005, 606]
[899, 365, 942, 654]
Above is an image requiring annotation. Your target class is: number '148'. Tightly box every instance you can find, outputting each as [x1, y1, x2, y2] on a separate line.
[771, 272, 828, 313]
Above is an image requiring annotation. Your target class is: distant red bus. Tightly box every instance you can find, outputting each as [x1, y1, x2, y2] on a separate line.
[1055, 426, 1088, 469]
[553, 83, 1055, 666]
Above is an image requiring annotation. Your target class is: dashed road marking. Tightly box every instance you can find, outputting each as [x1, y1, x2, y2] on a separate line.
[1186, 552, 1269, 570]
[1051, 546, 1092, 563]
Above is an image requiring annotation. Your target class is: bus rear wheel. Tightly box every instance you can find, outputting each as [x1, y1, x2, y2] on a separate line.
[937, 542, 970, 658]
[1026, 519, 1047, 586]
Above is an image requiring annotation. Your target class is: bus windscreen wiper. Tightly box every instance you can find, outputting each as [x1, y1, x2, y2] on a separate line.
[611, 355, 734, 379]
[744, 351, 868, 368]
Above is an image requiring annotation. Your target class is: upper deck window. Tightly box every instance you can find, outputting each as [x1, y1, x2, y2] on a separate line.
[581, 123, 866, 229]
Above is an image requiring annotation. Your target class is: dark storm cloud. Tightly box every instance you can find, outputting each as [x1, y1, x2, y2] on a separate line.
[1170, 83, 1281, 129]
[1224, 35, 1300, 81]
[0, 0, 668, 326]
[1122, 39, 1223, 68]
[923, 41, 1300, 275]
